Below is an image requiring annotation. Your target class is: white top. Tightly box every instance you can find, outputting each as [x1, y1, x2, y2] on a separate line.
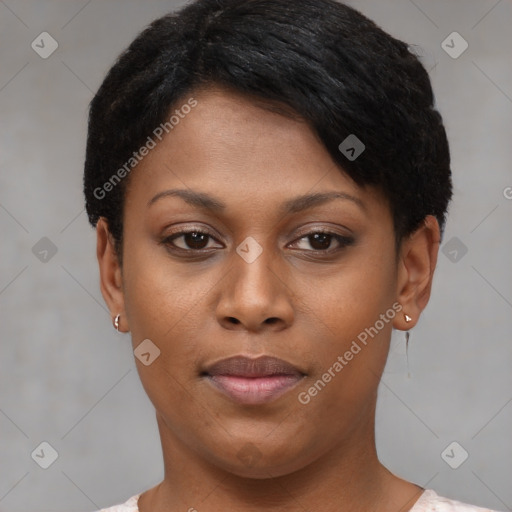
[96, 489, 502, 511]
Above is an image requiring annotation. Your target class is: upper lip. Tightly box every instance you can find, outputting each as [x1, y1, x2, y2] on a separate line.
[203, 355, 305, 378]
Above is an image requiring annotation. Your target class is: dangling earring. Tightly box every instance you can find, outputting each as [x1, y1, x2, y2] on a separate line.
[114, 314, 121, 332]
[404, 313, 412, 377]
[404, 313, 412, 366]
[404, 313, 412, 355]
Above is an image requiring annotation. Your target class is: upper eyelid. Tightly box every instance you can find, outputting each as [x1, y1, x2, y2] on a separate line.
[166, 226, 220, 239]
[164, 221, 351, 237]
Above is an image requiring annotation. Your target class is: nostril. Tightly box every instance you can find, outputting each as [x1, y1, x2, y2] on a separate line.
[227, 317, 240, 324]
[265, 317, 279, 325]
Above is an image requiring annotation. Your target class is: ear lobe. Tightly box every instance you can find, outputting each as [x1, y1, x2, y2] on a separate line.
[393, 215, 441, 331]
[96, 218, 127, 331]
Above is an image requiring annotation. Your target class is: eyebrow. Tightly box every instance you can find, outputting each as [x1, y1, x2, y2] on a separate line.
[147, 188, 365, 214]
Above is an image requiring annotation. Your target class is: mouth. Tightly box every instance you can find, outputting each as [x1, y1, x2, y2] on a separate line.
[201, 355, 306, 405]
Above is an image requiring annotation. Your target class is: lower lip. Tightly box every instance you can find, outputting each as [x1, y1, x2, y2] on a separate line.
[205, 374, 304, 405]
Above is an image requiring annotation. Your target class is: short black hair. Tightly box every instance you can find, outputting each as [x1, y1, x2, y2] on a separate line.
[84, 0, 452, 260]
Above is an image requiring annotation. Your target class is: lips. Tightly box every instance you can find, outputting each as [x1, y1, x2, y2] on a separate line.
[204, 355, 304, 378]
[202, 355, 306, 405]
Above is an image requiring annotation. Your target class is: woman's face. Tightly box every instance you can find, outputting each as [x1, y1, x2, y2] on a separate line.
[98, 87, 434, 478]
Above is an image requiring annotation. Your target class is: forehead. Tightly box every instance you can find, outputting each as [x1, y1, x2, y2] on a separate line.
[154, 87, 336, 181]
[123, 87, 389, 222]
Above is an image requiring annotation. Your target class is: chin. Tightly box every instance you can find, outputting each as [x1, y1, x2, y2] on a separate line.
[203, 437, 315, 480]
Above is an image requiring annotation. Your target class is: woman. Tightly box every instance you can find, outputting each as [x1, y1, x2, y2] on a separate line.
[83, 0, 500, 510]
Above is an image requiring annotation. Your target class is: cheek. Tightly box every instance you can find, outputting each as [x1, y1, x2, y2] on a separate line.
[300, 247, 397, 339]
[122, 242, 203, 338]
[121, 249, 209, 417]
[294, 247, 397, 410]
[120, 235, 239, 356]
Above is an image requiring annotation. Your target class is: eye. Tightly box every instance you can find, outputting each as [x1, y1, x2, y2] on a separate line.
[161, 227, 354, 256]
[162, 229, 223, 251]
[288, 231, 354, 252]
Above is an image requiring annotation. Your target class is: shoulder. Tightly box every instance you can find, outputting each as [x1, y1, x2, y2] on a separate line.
[94, 494, 140, 512]
[412, 489, 502, 512]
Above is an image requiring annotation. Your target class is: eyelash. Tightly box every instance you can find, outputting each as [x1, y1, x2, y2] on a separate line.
[161, 227, 354, 256]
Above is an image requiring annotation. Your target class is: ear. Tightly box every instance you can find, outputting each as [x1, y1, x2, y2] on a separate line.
[393, 215, 441, 331]
[96, 217, 128, 332]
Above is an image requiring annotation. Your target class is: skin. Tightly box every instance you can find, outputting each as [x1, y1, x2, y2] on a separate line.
[96, 86, 440, 512]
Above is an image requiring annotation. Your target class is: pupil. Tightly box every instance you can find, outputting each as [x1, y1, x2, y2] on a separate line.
[310, 233, 331, 250]
[186, 232, 208, 249]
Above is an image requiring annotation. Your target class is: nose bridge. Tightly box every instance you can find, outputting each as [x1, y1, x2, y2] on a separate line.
[216, 235, 294, 331]
[231, 235, 278, 303]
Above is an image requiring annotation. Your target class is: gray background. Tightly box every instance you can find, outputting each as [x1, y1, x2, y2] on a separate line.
[0, 0, 511, 511]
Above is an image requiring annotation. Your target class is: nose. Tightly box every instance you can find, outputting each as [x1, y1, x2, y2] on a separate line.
[215, 242, 294, 333]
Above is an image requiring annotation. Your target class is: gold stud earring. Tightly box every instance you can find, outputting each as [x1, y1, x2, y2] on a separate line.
[404, 314, 412, 323]
[114, 314, 121, 332]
